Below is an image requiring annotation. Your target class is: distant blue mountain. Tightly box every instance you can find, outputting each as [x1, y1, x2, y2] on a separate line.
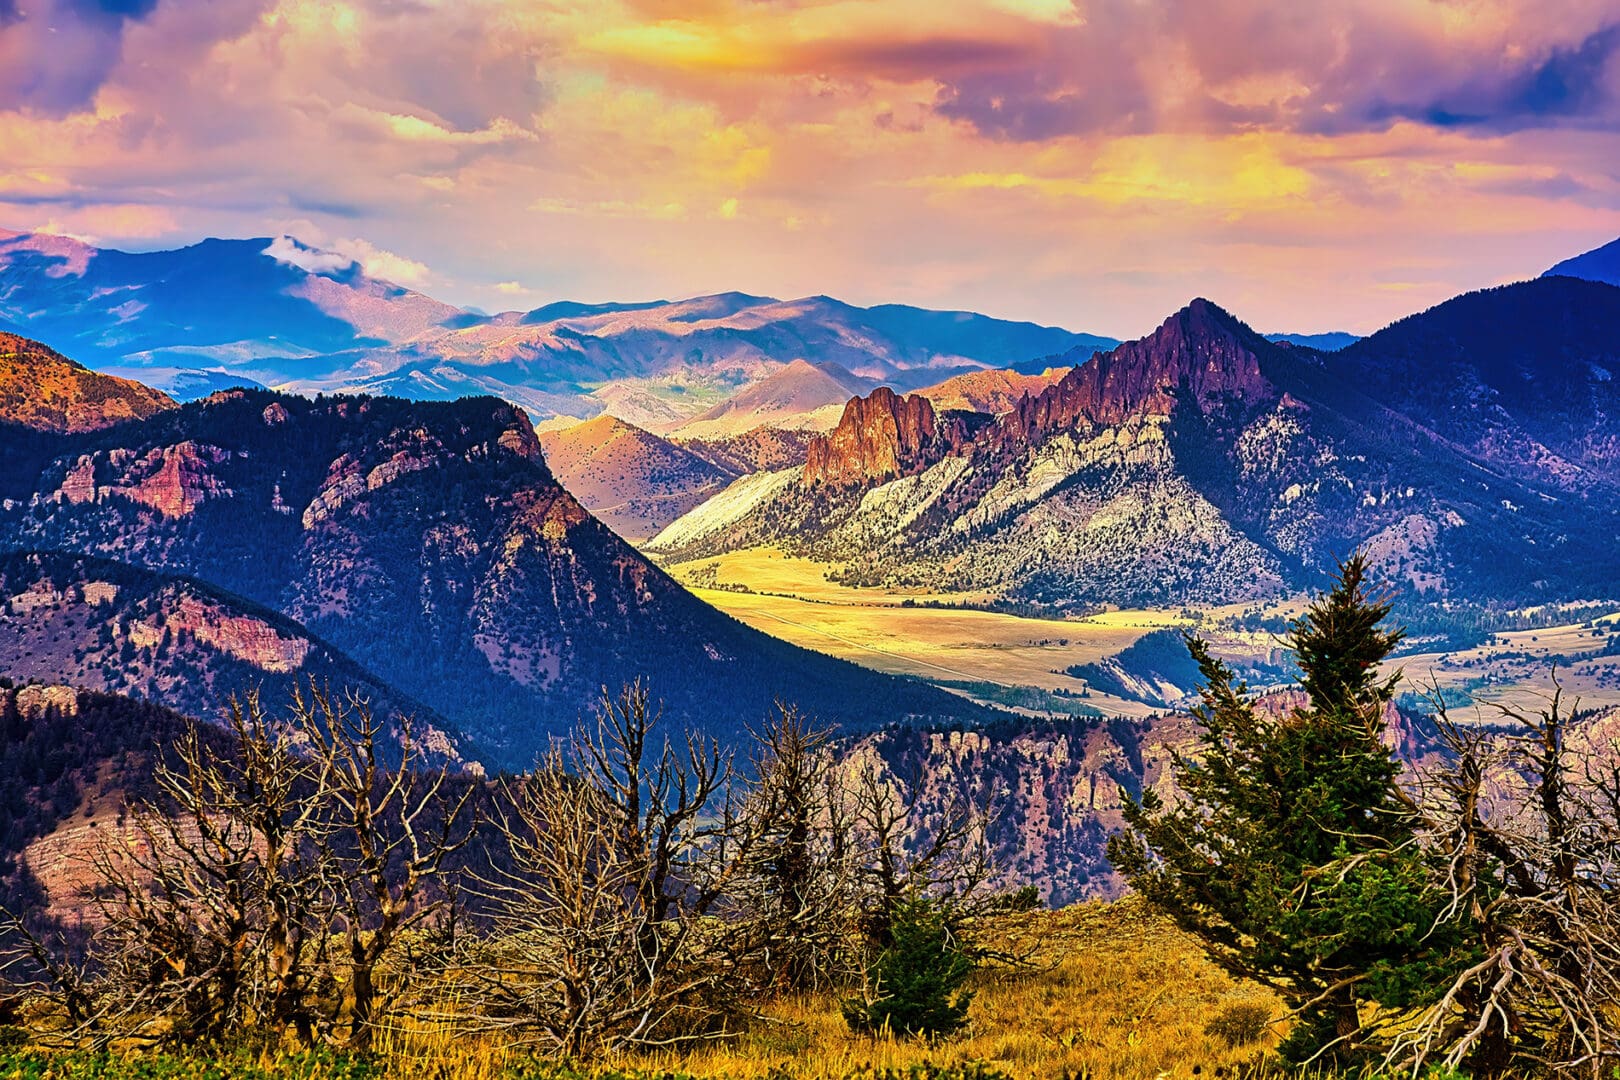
[1545, 235, 1620, 287]
[1265, 331, 1360, 351]
[0, 230, 1111, 424]
[0, 233, 459, 366]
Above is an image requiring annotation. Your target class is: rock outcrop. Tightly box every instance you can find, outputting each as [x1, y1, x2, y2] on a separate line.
[56, 442, 232, 518]
[996, 299, 1274, 450]
[803, 387, 973, 487]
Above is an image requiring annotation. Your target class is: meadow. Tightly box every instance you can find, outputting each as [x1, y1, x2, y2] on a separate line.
[0, 899, 1284, 1080]
[660, 547, 1620, 716]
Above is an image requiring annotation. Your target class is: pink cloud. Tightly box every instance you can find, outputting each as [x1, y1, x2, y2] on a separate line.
[0, 0, 1616, 339]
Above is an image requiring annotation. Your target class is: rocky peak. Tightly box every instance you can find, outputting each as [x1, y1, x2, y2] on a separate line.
[999, 299, 1276, 447]
[496, 403, 545, 463]
[803, 386, 972, 487]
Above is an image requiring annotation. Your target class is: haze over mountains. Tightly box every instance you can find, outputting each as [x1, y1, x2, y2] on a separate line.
[0, 230, 1110, 430]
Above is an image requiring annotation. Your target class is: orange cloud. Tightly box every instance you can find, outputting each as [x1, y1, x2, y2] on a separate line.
[0, 0, 1615, 339]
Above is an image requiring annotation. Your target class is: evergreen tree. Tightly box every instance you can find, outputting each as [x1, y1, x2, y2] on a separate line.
[1110, 554, 1454, 1062]
[842, 897, 976, 1038]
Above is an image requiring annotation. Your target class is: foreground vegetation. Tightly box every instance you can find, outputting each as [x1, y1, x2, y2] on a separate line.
[0, 900, 1282, 1080]
[1, 556, 1617, 1077]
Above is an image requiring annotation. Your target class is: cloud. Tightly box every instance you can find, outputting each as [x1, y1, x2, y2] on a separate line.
[0, 0, 218, 114]
[265, 234, 431, 287]
[923, 2, 1620, 140]
[1363, 22, 1620, 132]
[3, 0, 1620, 339]
[265, 235, 354, 276]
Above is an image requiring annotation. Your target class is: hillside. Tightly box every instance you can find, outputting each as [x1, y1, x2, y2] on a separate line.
[539, 414, 739, 540]
[0, 550, 457, 751]
[674, 426, 816, 473]
[912, 366, 1071, 415]
[0, 333, 174, 431]
[1332, 276, 1620, 488]
[670, 359, 876, 438]
[0, 383, 986, 768]
[651, 283, 1620, 610]
[0, 682, 199, 913]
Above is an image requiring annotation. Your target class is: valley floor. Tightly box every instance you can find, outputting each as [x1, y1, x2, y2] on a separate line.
[657, 547, 1620, 718]
[659, 547, 1201, 717]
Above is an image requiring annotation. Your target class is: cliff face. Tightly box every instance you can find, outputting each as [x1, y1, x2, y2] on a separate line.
[845, 713, 1197, 905]
[803, 386, 972, 487]
[997, 299, 1275, 449]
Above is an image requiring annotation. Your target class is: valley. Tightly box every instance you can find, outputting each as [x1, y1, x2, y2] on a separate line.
[12, 1, 1620, 1071]
[661, 546, 1183, 716]
[657, 546, 1620, 719]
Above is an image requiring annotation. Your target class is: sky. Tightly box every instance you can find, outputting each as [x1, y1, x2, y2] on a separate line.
[1, 0, 1619, 338]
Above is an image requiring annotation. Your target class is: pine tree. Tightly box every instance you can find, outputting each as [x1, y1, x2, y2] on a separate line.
[1110, 554, 1453, 1062]
[842, 897, 975, 1038]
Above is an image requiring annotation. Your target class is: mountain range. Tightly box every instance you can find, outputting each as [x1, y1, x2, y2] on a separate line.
[5, 229, 1620, 908]
[0, 345, 985, 768]
[0, 230, 1111, 429]
[649, 277, 1620, 611]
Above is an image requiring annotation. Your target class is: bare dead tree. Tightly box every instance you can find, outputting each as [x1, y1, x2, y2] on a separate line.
[729, 704, 859, 993]
[292, 684, 475, 1049]
[845, 755, 996, 949]
[83, 694, 330, 1045]
[0, 908, 96, 1032]
[1392, 679, 1620, 1077]
[16, 685, 473, 1049]
[460, 682, 757, 1056]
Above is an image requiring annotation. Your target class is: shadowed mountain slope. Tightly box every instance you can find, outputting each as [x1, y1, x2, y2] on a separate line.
[0, 376, 985, 768]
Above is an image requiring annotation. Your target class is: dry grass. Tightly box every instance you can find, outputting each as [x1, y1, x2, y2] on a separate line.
[661, 549, 1171, 715]
[662, 547, 1620, 719]
[1400, 616, 1620, 713]
[364, 898, 1283, 1080]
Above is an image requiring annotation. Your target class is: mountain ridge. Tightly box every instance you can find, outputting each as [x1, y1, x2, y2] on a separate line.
[0, 358, 988, 767]
[0, 230, 1103, 429]
[1545, 235, 1620, 287]
[651, 281, 1620, 611]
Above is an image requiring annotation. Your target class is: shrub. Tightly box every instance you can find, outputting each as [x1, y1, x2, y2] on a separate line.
[843, 898, 975, 1038]
[1204, 1000, 1271, 1046]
